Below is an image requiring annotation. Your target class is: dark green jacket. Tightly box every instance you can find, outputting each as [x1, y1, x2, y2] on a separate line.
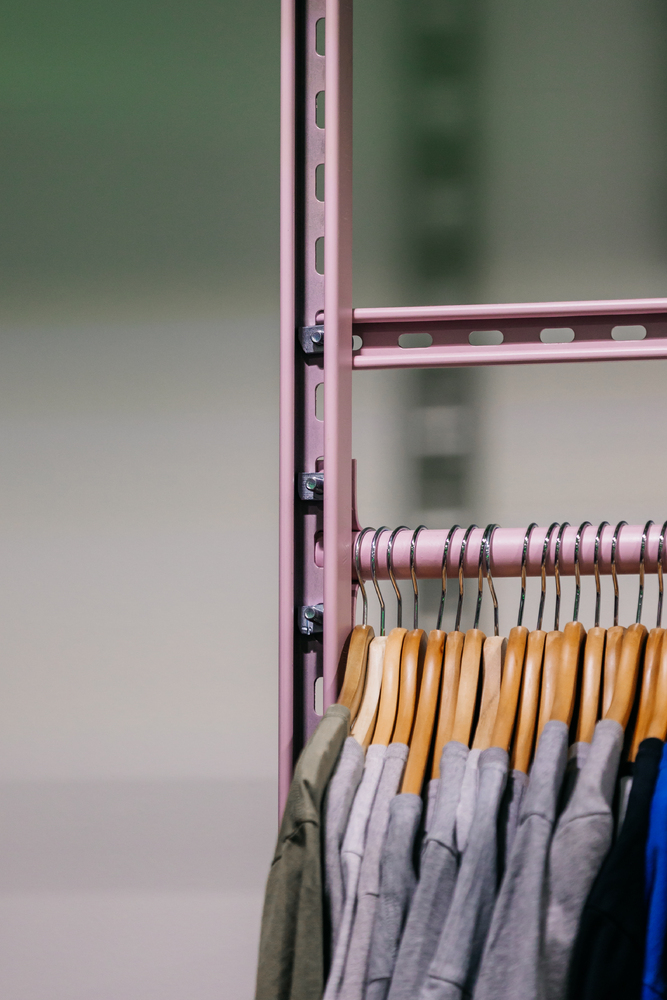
[255, 704, 350, 1000]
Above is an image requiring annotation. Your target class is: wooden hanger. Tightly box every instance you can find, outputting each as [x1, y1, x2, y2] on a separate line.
[451, 627, 485, 745]
[646, 626, 667, 740]
[550, 620, 586, 726]
[576, 627, 606, 742]
[473, 635, 506, 750]
[402, 630, 445, 793]
[393, 628, 426, 744]
[487, 626, 525, 752]
[351, 635, 387, 747]
[432, 629, 465, 776]
[605, 622, 648, 728]
[630, 627, 664, 758]
[602, 626, 626, 714]
[534, 522, 562, 743]
[372, 627, 406, 745]
[512, 629, 546, 772]
[337, 625, 374, 719]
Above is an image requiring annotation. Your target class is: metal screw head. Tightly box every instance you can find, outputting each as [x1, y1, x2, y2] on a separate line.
[306, 477, 317, 491]
[304, 607, 316, 620]
[311, 330, 323, 344]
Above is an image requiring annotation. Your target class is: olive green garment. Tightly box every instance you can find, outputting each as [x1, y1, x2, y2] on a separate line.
[255, 704, 351, 1000]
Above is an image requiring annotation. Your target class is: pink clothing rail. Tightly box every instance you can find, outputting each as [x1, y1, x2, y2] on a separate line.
[352, 298, 667, 369]
[351, 524, 664, 580]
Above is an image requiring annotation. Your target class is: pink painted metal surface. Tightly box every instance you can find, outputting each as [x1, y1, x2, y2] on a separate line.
[279, 0, 297, 816]
[323, 0, 354, 712]
[352, 298, 667, 369]
[350, 524, 664, 580]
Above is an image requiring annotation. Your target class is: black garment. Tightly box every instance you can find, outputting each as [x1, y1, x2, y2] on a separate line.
[568, 737, 664, 1000]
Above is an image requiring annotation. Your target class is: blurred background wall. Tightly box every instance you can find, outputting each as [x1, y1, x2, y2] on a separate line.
[1, 0, 667, 997]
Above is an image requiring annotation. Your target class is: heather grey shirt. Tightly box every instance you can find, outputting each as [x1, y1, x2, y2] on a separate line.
[542, 719, 624, 1000]
[323, 744, 386, 1000]
[325, 737, 365, 950]
[498, 769, 529, 877]
[339, 742, 409, 1000]
[559, 740, 591, 816]
[455, 747, 481, 855]
[365, 793, 423, 1000]
[420, 747, 509, 1000]
[425, 778, 439, 836]
[387, 741, 469, 1000]
[473, 720, 569, 1000]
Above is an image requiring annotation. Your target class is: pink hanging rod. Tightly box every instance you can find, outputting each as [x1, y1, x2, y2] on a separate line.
[351, 298, 667, 369]
[347, 524, 665, 579]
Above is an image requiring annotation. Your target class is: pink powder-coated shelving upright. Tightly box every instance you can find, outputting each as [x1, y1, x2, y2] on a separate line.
[279, 0, 667, 812]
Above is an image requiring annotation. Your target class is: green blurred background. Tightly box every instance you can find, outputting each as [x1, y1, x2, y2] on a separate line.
[1, 1, 667, 997]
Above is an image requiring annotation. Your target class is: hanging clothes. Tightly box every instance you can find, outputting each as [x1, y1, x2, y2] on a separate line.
[420, 745, 509, 1000]
[542, 718, 624, 1000]
[387, 740, 468, 1000]
[325, 737, 365, 951]
[365, 792, 423, 1000]
[255, 704, 351, 1000]
[473, 720, 569, 1000]
[643, 743, 667, 1000]
[567, 737, 663, 1000]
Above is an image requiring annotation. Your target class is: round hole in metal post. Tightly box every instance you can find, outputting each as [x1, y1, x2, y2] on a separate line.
[468, 330, 504, 346]
[611, 325, 646, 341]
[352, 335, 363, 351]
[398, 332, 433, 348]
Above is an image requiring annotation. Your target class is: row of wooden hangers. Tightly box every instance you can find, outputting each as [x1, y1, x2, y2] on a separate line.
[336, 519, 667, 796]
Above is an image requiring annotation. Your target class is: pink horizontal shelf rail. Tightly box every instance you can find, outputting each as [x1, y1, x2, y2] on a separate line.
[350, 524, 664, 580]
[351, 298, 667, 369]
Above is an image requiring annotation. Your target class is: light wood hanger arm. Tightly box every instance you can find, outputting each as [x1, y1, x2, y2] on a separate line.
[490, 626, 528, 753]
[536, 630, 563, 742]
[431, 630, 465, 777]
[646, 632, 667, 740]
[472, 636, 506, 750]
[511, 629, 546, 773]
[575, 626, 606, 744]
[351, 635, 386, 748]
[629, 627, 664, 757]
[451, 628, 485, 747]
[372, 627, 406, 746]
[338, 624, 375, 720]
[393, 629, 427, 744]
[605, 622, 648, 729]
[602, 625, 626, 716]
[402, 630, 445, 793]
[550, 621, 586, 726]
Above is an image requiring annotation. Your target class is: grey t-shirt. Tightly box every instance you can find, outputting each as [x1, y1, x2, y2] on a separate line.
[559, 740, 591, 816]
[325, 737, 365, 951]
[387, 740, 469, 1000]
[455, 747, 481, 855]
[497, 768, 529, 878]
[473, 720, 569, 1000]
[339, 742, 409, 1000]
[323, 744, 386, 1000]
[425, 777, 439, 836]
[542, 719, 623, 1000]
[365, 792, 423, 1000]
[420, 746, 509, 1000]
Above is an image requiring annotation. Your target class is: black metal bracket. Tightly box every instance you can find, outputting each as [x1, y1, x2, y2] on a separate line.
[298, 471, 324, 500]
[299, 324, 324, 355]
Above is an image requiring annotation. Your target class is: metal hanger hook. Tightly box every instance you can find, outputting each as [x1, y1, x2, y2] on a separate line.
[387, 526, 409, 628]
[657, 521, 667, 628]
[554, 522, 570, 631]
[636, 520, 653, 624]
[354, 526, 375, 626]
[437, 525, 460, 630]
[370, 526, 389, 636]
[482, 524, 500, 635]
[611, 520, 627, 627]
[538, 523, 559, 631]
[518, 522, 538, 627]
[573, 521, 591, 622]
[593, 521, 609, 628]
[410, 525, 427, 630]
[455, 525, 477, 632]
